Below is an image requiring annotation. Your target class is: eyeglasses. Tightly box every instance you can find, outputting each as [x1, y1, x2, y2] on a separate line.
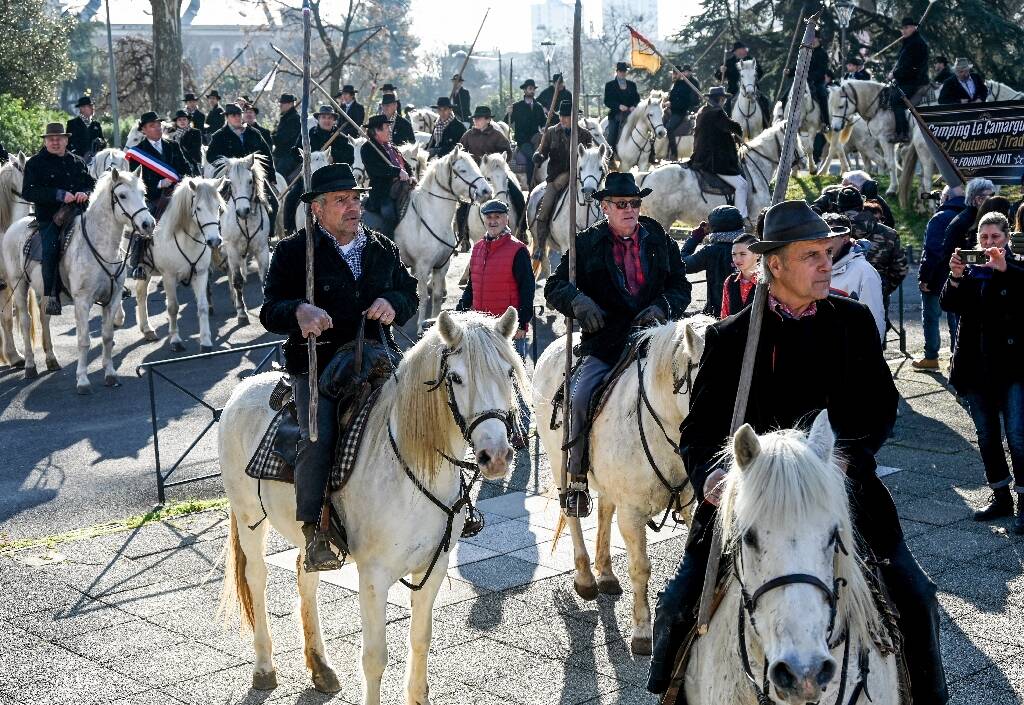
[606, 199, 643, 210]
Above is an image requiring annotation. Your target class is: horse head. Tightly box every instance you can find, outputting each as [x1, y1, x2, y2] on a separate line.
[642, 93, 667, 140]
[739, 59, 758, 98]
[479, 153, 512, 199]
[829, 82, 854, 132]
[577, 143, 609, 199]
[221, 156, 262, 219]
[447, 145, 492, 203]
[108, 168, 155, 235]
[350, 136, 368, 186]
[580, 117, 609, 148]
[187, 177, 225, 248]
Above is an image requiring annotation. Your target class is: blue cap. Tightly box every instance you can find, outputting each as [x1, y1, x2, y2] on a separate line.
[480, 199, 509, 215]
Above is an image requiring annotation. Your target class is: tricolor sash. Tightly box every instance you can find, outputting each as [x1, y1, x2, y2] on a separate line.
[125, 146, 181, 183]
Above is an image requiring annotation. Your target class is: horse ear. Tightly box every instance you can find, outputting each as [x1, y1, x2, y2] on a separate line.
[216, 177, 226, 191]
[436, 310, 464, 347]
[806, 409, 835, 464]
[494, 306, 518, 340]
[110, 167, 119, 181]
[733, 423, 761, 470]
[578, 142, 586, 158]
[683, 322, 701, 358]
[188, 179, 197, 192]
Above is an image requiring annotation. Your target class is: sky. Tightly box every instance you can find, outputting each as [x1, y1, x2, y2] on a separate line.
[409, 0, 702, 55]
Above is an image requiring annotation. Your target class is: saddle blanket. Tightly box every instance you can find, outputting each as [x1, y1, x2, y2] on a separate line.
[22, 226, 76, 264]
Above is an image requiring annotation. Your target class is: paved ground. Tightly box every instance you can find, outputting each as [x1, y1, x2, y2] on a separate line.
[2, 250, 1023, 703]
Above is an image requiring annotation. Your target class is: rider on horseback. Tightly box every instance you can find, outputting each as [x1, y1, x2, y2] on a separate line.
[532, 101, 593, 256]
[545, 172, 692, 517]
[455, 106, 512, 244]
[666, 66, 701, 160]
[689, 87, 749, 219]
[360, 115, 416, 239]
[259, 163, 418, 572]
[284, 105, 356, 235]
[603, 62, 641, 153]
[648, 201, 948, 704]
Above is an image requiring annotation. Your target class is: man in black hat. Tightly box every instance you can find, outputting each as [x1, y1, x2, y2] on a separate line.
[807, 32, 831, 127]
[206, 102, 278, 234]
[938, 57, 988, 104]
[273, 94, 302, 179]
[260, 162, 418, 571]
[506, 79, 547, 185]
[932, 55, 954, 86]
[171, 110, 204, 174]
[717, 41, 760, 108]
[603, 62, 641, 150]
[66, 96, 105, 162]
[204, 90, 225, 141]
[450, 73, 472, 124]
[242, 102, 273, 153]
[666, 66, 701, 160]
[361, 114, 416, 237]
[532, 100, 594, 252]
[843, 55, 872, 81]
[538, 74, 571, 129]
[335, 85, 365, 138]
[183, 93, 205, 134]
[647, 200, 948, 704]
[888, 16, 929, 143]
[690, 86, 749, 219]
[546, 172, 691, 517]
[425, 97, 466, 160]
[22, 123, 96, 315]
[458, 106, 511, 164]
[284, 105, 356, 234]
[380, 94, 415, 146]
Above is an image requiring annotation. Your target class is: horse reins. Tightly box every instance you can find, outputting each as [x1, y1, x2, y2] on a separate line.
[75, 182, 149, 306]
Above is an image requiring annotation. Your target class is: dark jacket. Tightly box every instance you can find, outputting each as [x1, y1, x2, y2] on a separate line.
[679, 294, 901, 552]
[204, 105, 226, 135]
[132, 138, 196, 201]
[390, 115, 416, 146]
[940, 253, 1024, 394]
[176, 128, 204, 173]
[603, 78, 641, 120]
[689, 104, 743, 175]
[206, 124, 275, 174]
[843, 69, 872, 81]
[426, 119, 466, 159]
[249, 122, 274, 154]
[273, 107, 303, 176]
[537, 86, 571, 126]
[893, 31, 929, 87]
[22, 148, 95, 224]
[338, 101, 365, 137]
[938, 73, 988, 104]
[851, 211, 908, 296]
[66, 116, 104, 159]
[680, 230, 740, 317]
[451, 87, 471, 123]
[718, 54, 763, 96]
[919, 197, 966, 291]
[506, 99, 547, 144]
[942, 204, 979, 273]
[669, 77, 701, 116]
[298, 125, 354, 168]
[933, 66, 954, 86]
[807, 46, 830, 84]
[259, 226, 419, 376]
[360, 139, 413, 212]
[187, 109, 206, 133]
[545, 216, 692, 364]
[535, 123, 593, 183]
[459, 125, 511, 163]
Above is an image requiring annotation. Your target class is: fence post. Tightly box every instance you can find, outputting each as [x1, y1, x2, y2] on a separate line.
[147, 370, 165, 506]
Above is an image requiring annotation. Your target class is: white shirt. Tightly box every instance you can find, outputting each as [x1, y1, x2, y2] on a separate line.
[148, 138, 163, 155]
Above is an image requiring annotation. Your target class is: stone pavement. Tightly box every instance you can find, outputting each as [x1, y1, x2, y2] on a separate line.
[3, 355, 1024, 705]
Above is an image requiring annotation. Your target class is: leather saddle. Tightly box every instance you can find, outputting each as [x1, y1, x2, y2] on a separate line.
[677, 161, 736, 205]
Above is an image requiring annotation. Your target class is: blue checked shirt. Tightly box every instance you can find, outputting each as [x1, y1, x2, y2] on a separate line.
[322, 225, 367, 280]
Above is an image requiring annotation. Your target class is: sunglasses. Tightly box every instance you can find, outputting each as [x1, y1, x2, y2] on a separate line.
[606, 199, 643, 210]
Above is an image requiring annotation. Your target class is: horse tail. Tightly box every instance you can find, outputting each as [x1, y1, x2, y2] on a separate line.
[898, 144, 918, 210]
[28, 289, 39, 345]
[838, 123, 854, 144]
[219, 509, 256, 632]
[552, 511, 567, 551]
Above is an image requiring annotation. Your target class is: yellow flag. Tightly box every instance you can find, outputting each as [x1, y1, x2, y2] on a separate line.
[629, 26, 662, 74]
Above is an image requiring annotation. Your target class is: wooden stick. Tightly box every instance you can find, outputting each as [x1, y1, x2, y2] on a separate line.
[692, 24, 730, 67]
[199, 42, 251, 101]
[775, 6, 805, 103]
[299, 1, 318, 442]
[450, 9, 491, 110]
[868, 0, 938, 58]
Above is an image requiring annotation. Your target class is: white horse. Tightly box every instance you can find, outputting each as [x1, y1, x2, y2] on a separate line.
[399, 142, 429, 181]
[775, 80, 826, 174]
[534, 318, 710, 653]
[135, 177, 224, 352]
[986, 79, 1024, 101]
[0, 154, 30, 367]
[640, 120, 802, 229]
[408, 107, 438, 134]
[90, 148, 129, 180]
[217, 155, 272, 324]
[292, 150, 332, 234]
[732, 59, 766, 141]
[1, 169, 154, 392]
[828, 80, 900, 195]
[467, 153, 526, 244]
[391, 145, 492, 327]
[532, 118, 609, 184]
[819, 111, 886, 176]
[526, 143, 610, 276]
[350, 136, 369, 187]
[219, 308, 526, 704]
[686, 411, 901, 705]
[611, 92, 668, 171]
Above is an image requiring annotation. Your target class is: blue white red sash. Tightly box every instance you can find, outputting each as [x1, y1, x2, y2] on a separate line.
[125, 146, 181, 183]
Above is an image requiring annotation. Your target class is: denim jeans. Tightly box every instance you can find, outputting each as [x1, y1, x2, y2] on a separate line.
[921, 291, 959, 359]
[963, 381, 1024, 490]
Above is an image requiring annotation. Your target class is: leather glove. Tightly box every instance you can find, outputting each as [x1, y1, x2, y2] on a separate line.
[532, 152, 545, 165]
[634, 304, 666, 328]
[688, 221, 708, 244]
[571, 293, 606, 333]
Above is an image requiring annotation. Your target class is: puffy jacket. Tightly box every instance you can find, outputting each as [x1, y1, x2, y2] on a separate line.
[831, 242, 886, 341]
[919, 196, 966, 292]
[457, 234, 534, 330]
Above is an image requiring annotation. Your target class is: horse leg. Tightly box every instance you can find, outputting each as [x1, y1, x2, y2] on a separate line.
[594, 496, 622, 596]
[136, 275, 158, 342]
[165, 279, 185, 352]
[406, 564, 447, 705]
[15, 284, 37, 379]
[0, 290, 22, 367]
[414, 265, 431, 329]
[72, 297, 93, 394]
[296, 558, 340, 693]
[430, 265, 447, 319]
[190, 271, 213, 352]
[883, 141, 899, 195]
[231, 513, 277, 690]
[617, 508, 653, 655]
[100, 301, 119, 387]
[232, 256, 249, 324]
[566, 514, 598, 600]
[358, 569, 391, 705]
[113, 297, 125, 328]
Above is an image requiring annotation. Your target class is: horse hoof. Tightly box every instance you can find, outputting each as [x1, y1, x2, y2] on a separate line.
[597, 576, 623, 596]
[46, 360, 61, 372]
[251, 670, 278, 691]
[24, 366, 38, 380]
[200, 345, 213, 353]
[104, 375, 121, 388]
[76, 383, 92, 395]
[312, 668, 341, 694]
[630, 635, 653, 656]
[573, 580, 599, 601]
[169, 341, 186, 352]
[143, 331, 159, 342]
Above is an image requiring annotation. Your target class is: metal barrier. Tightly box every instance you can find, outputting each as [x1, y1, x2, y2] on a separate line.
[883, 245, 915, 358]
[136, 340, 284, 505]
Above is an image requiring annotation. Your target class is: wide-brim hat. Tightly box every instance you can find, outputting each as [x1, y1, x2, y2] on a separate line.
[75, 96, 93, 108]
[340, 84, 358, 95]
[732, 41, 747, 50]
[300, 163, 369, 203]
[381, 94, 399, 106]
[206, 90, 221, 99]
[899, 16, 918, 26]
[223, 103, 242, 116]
[952, 57, 973, 72]
[846, 55, 865, 66]
[279, 93, 296, 103]
[520, 79, 537, 89]
[40, 122, 70, 138]
[173, 109, 189, 120]
[592, 172, 652, 201]
[615, 61, 629, 72]
[557, 100, 574, 117]
[314, 105, 337, 117]
[705, 86, 731, 100]
[183, 93, 198, 102]
[551, 73, 564, 83]
[451, 73, 463, 81]
[472, 105, 492, 119]
[365, 114, 389, 131]
[748, 200, 840, 254]
[381, 83, 397, 92]
[934, 55, 949, 65]
[432, 96, 454, 109]
[138, 111, 161, 129]
[480, 199, 509, 215]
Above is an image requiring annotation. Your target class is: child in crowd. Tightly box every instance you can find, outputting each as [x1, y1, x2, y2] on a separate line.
[719, 233, 759, 318]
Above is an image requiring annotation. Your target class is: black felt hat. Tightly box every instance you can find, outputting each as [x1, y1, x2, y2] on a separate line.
[314, 104, 337, 117]
[137, 111, 161, 129]
[550, 73, 564, 83]
[75, 96, 93, 108]
[557, 100, 574, 116]
[366, 114, 389, 131]
[183, 93, 199, 102]
[381, 83, 397, 92]
[732, 41, 747, 50]
[381, 94, 399, 106]
[40, 122, 71, 138]
[748, 200, 839, 254]
[900, 16, 918, 26]
[520, 79, 537, 90]
[592, 172, 652, 201]
[206, 90, 221, 99]
[279, 93, 296, 103]
[340, 84, 358, 95]
[472, 105, 492, 119]
[432, 96, 453, 109]
[173, 109, 189, 120]
[223, 103, 242, 115]
[615, 61, 629, 72]
[300, 163, 368, 203]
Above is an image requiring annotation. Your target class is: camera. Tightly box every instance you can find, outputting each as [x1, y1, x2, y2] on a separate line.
[960, 249, 989, 265]
[920, 190, 941, 201]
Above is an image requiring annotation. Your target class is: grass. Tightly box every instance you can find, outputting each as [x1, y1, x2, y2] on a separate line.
[0, 497, 229, 554]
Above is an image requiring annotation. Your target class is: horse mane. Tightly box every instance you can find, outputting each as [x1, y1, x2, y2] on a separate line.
[0, 159, 21, 233]
[744, 120, 787, 151]
[158, 177, 224, 238]
[419, 145, 458, 186]
[216, 155, 269, 206]
[368, 312, 531, 480]
[717, 426, 886, 647]
[637, 316, 714, 388]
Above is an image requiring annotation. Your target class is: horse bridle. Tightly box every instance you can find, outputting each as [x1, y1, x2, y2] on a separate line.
[626, 105, 665, 152]
[833, 84, 858, 130]
[429, 155, 488, 205]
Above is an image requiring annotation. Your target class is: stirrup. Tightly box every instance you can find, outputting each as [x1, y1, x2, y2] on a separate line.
[303, 529, 344, 573]
[562, 480, 593, 518]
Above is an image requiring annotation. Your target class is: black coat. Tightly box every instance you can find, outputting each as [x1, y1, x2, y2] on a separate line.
[206, 125, 275, 174]
[940, 256, 1024, 394]
[807, 46, 830, 84]
[187, 109, 206, 133]
[689, 104, 743, 175]
[273, 107, 303, 176]
[132, 138, 196, 201]
[250, 122, 274, 154]
[259, 226, 419, 376]
[506, 99, 546, 144]
[938, 73, 988, 104]
[338, 101, 365, 137]
[426, 119, 466, 159]
[205, 105, 226, 134]
[943, 204, 978, 269]
[669, 78, 701, 116]
[22, 148, 95, 223]
[452, 87, 471, 123]
[680, 233, 736, 317]
[603, 78, 641, 119]
[298, 125, 354, 167]
[933, 66, 954, 86]
[360, 140, 413, 212]
[719, 54, 763, 96]
[177, 128, 204, 173]
[545, 216, 692, 364]
[66, 116, 104, 159]
[893, 31, 929, 87]
[679, 295, 902, 552]
[390, 115, 416, 146]
[537, 86, 571, 126]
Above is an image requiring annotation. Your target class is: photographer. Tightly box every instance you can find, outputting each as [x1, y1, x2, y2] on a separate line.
[916, 185, 966, 370]
[940, 212, 1024, 533]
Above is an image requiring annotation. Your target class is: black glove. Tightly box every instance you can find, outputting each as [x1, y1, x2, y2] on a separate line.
[687, 221, 708, 244]
[532, 152, 545, 165]
[571, 293, 606, 333]
[634, 304, 666, 328]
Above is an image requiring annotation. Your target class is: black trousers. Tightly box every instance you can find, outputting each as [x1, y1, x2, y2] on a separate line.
[292, 373, 339, 524]
[665, 113, 687, 158]
[890, 84, 927, 136]
[39, 221, 61, 298]
[810, 81, 830, 127]
[648, 503, 948, 703]
[283, 179, 303, 233]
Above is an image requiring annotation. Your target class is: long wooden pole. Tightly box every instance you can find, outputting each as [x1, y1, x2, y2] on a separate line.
[868, 0, 938, 58]
[199, 42, 251, 100]
[252, 56, 283, 109]
[692, 24, 730, 67]
[627, 25, 704, 102]
[450, 9, 491, 109]
[775, 6, 805, 103]
[299, 1, 318, 441]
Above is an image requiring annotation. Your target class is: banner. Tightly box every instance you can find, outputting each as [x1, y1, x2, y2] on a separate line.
[916, 100, 1024, 185]
[629, 27, 661, 74]
[252, 66, 278, 95]
[125, 147, 181, 183]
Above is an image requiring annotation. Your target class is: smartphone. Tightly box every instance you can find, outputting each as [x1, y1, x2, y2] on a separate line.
[960, 249, 988, 265]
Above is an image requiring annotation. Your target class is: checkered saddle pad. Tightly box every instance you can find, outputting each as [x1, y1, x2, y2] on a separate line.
[22, 225, 75, 264]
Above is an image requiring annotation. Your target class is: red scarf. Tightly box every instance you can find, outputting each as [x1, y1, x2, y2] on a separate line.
[611, 228, 645, 296]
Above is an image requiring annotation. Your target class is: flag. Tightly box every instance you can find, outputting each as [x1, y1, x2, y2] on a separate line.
[252, 66, 278, 96]
[629, 26, 661, 74]
[125, 147, 181, 183]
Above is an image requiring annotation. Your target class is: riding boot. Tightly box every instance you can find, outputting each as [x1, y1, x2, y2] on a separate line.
[1013, 494, 1024, 535]
[284, 180, 303, 233]
[455, 201, 470, 251]
[301, 522, 343, 573]
[973, 486, 1014, 521]
[563, 476, 592, 518]
[40, 222, 62, 316]
[128, 237, 147, 280]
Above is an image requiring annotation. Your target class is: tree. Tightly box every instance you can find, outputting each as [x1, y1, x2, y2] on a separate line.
[61, 19, 108, 110]
[0, 0, 74, 105]
[105, 35, 196, 118]
[151, 0, 184, 114]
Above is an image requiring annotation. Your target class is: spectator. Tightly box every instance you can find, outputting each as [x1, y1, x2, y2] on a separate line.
[840, 190, 908, 301]
[680, 205, 746, 317]
[916, 185, 966, 370]
[976, 195, 1011, 226]
[943, 178, 996, 295]
[810, 183, 842, 214]
[1009, 173, 1024, 230]
[825, 212, 886, 340]
[719, 233, 759, 318]
[839, 171, 896, 227]
[940, 212, 1024, 534]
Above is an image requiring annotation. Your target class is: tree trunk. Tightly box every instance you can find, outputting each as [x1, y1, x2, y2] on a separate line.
[151, 0, 183, 115]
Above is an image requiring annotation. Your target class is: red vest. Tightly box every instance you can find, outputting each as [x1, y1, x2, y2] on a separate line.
[469, 234, 528, 328]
